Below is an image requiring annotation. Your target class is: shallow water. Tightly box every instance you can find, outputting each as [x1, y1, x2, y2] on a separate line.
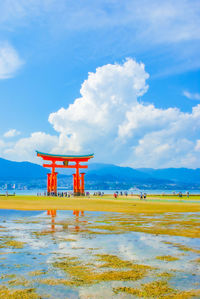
[0, 209, 199, 298]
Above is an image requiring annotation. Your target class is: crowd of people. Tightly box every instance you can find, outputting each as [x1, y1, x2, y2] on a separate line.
[36, 190, 191, 199]
[113, 191, 128, 198]
[37, 191, 73, 197]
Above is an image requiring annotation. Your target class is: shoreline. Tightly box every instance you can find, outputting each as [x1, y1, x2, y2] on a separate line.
[0, 195, 199, 213]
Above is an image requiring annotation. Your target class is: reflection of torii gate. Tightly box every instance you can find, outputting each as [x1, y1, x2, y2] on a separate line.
[47, 209, 85, 232]
[36, 151, 94, 196]
[47, 209, 57, 231]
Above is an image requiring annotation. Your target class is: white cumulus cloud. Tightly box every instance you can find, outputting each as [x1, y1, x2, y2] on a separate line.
[48, 58, 200, 168]
[183, 90, 200, 100]
[49, 58, 149, 158]
[0, 43, 24, 79]
[1, 132, 58, 162]
[4, 129, 21, 138]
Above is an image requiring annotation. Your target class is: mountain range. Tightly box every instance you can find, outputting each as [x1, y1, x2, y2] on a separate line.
[0, 157, 199, 189]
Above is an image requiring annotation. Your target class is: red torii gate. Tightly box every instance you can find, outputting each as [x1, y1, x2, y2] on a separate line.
[36, 151, 94, 196]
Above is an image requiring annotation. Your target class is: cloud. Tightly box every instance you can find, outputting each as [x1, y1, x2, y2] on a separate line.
[0, 43, 24, 79]
[49, 58, 149, 157]
[0, 0, 56, 24]
[4, 129, 21, 138]
[0, 1, 199, 75]
[195, 140, 200, 151]
[183, 90, 200, 100]
[5, 0, 198, 44]
[48, 58, 200, 168]
[1, 58, 200, 168]
[1, 132, 58, 162]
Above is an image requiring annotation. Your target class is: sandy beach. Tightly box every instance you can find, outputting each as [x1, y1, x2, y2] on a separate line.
[0, 195, 199, 213]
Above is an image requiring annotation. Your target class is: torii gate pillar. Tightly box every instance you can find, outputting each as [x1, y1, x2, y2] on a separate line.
[47, 172, 58, 195]
[80, 173, 85, 195]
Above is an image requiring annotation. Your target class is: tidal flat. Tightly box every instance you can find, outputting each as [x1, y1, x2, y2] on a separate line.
[0, 209, 199, 298]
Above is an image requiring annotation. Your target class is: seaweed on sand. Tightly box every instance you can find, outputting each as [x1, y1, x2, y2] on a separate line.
[95, 254, 153, 271]
[0, 285, 41, 299]
[91, 212, 200, 238]
[28, 270, 47, 276]
[0, 274, 16, 280]
[156, 255, 179, 262]
[39, 278, 66, 286]
[8, 276, 31, 287]
[0, 235, 25, 249]
[3, 240, 25, 249]
[156, 271, 175, 279]
[52, 254, 153, 287]
[113, 280, 200, 298]
[163, 242, 200, 254]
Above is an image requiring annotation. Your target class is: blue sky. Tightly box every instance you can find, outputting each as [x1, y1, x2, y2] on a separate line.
[0, 0, 200, 168]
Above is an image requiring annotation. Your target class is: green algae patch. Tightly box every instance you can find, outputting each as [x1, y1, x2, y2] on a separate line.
[95, 269, 147, 282]
[94, 254, 153, 272]
[14, 263, 30, 268]
[87, 212, 200, 238]
[33, 231, 54, 237]
[8, 276, 31, 287]
[0, 274, 16, 280]
[156, 255, 179, 262]
[14, 220, 40, 224]
[95, 254, 136, 268]
[3, 240, 25, 249]
[164, 241, 200, 254]
[52, 255, 152, 287]
[0, 235, 25, 249]
[0, 286, 41, 299]
[113, 280, 200, 298]
[113, 280, 174, 297]
[53, 257, 95, 286]
[28, 270, 47, 276]
[39, 278, 67, 286]
[156, 271, 175, 279]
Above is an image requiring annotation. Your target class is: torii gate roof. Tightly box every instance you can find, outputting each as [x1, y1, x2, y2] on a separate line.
[36, 151, 94, 161]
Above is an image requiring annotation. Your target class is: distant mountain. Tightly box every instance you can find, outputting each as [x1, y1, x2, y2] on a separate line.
[85, 163, 171, 183]
[138, 168, 200, 184]
[0, 157, 199, 189]
[0, 157, 48, 180]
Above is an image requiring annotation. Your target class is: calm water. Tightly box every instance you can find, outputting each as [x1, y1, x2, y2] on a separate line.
[0, 210, 199, 298]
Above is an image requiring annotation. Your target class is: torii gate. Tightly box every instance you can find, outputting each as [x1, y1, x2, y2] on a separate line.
[36, 151, 94, 196]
